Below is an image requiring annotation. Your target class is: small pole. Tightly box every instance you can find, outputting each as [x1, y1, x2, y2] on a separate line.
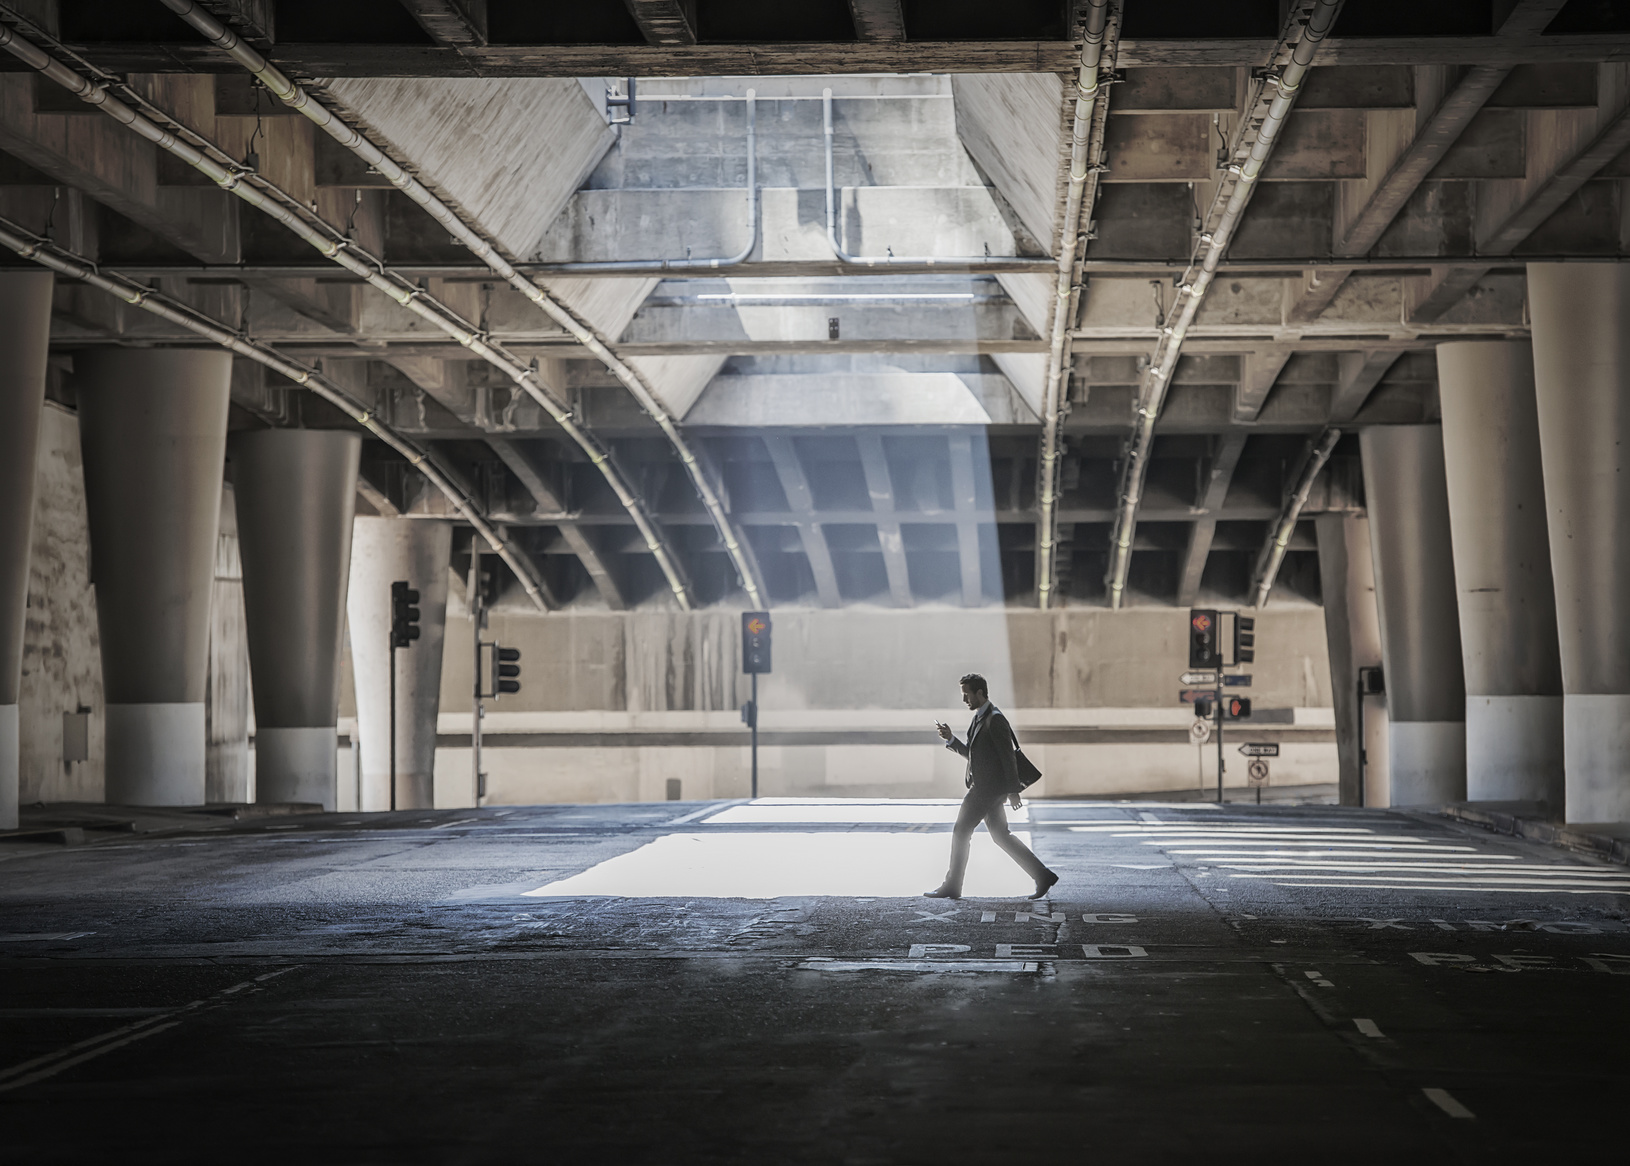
[750, 670, 759, 799]
[389, 633, 397, 813]
[470, 545, 483, 807]
[1356, 671, 1366, 808]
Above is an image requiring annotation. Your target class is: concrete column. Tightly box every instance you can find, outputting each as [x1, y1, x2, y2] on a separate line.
[347, 518, 450, 811]
[1437, 341, 1564, 806]
[75, 349, 231, 806]
[1528, 262, 1630, 824]
[0, 271, 53, 830]
[205, 482, 251, 804]
[232, 430, 361, 810]
[1315, 514, 1387, 806]
[1359, 426, 1467, 805]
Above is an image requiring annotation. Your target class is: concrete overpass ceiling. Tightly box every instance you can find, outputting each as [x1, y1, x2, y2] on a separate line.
[5, 0, 1625, 609]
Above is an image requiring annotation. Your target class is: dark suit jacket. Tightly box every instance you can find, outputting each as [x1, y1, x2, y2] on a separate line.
[946, 704, 1020, 792]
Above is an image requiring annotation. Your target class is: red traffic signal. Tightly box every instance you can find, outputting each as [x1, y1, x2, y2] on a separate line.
[1226, 696, 1252, 720]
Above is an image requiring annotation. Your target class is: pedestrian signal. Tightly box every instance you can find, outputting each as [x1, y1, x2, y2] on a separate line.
[390, 580, 420, 649]
[1188, 608, 1220, 669]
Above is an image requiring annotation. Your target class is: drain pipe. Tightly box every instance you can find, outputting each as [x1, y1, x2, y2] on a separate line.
[0, 16, 696, 610]
[1104, 0, 1343, 609]
[0, 215, 552, 613]
[823, 89, 1053, 271]
[536, 91, 757, 273]
[1036, 0, 1114, 609]
[1249, 426, 1341, 608]
[154, 0, 764, 610]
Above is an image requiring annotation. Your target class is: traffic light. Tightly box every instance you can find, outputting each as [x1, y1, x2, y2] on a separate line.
[742, 611, 772, 674]
[1193, 697, 1214, 720]
[493, 645, 521, 696]
[390, 580, 420, 649]
[1226, 696, 1252, 720]
[1188, 608, 1220, 669]
[1235, 615, 1256, 664]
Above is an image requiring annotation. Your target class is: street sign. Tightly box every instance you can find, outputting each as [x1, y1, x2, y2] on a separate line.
[1189, 719, 1212, 745]
[1179, 689, 1214, 704]
[1238, 743, 1279, 758]
[1224, 674, 1252, 687]
[1180, 670, 1218, 686]
[1247, 759, 1270, 785]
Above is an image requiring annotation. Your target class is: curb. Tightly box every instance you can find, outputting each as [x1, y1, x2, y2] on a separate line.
[1439, 803, 1630, 867]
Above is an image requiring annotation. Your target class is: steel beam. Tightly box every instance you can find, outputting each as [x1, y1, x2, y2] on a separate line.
[1175, 432, 1247, 606]
[846, 1, 906, 41]
[397, 0, 487, 46]
[856, 433, 913, 607]
[947, 433, 986, 607]
[1330, 349, 1401, 422]
[621, 0, 698, 46]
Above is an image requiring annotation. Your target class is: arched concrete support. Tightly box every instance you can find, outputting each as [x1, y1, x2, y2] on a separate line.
[232, 430, 361, 810]
[1528, 262, 1630, 824]
[347, 518, 450, 811]
[0, 271, 53, 829]
[1437, 341, 1564, 806]
[75, 349, 231, 807]
[1359, 426, 1467, 806]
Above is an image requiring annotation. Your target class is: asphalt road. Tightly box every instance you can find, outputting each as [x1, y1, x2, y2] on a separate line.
[0, 798, 1626, 1163]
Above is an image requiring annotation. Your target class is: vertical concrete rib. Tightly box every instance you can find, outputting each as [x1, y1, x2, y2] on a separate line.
[1527, 263, 1630, 823]
[856, 434, 913, 607]
[232, 430, 361, 810]
[75, 349, 232, 806]
[347, 518, 451, 811]
[0, 271, 53, 829]
[1437, 341, 1564, 806]
[1359, 426, 1466, 806]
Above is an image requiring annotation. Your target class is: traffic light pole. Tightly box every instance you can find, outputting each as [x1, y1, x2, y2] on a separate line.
[1215, 675, 1224, 804]
[470, 546, 483, 808]
[750, 671, 759, 800]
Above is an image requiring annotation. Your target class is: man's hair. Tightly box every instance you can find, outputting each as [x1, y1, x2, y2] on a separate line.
[959, 673, 988, 695]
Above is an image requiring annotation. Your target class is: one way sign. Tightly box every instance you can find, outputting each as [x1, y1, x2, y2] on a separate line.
[1238, 743, 1279, 758]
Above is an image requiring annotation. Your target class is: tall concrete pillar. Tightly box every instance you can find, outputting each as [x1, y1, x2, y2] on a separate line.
[1528, 262, 1630, 823]
[205, 481, 251, 804]
[1437, 341, 1564, 806]
[347, 518, 450, 811]
[232, 430, 361, 810]
[75, 349, 231, 806]
[0, 271, 54, 830]
[1315, 514, 1387, 806]
[1359, 426, 1466, 805]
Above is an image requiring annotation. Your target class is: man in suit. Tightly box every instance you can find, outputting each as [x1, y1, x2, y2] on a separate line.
[925, 673, 1059, 900]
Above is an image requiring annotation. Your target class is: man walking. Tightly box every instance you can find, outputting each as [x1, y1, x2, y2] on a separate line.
[925, 673, 1059, 900]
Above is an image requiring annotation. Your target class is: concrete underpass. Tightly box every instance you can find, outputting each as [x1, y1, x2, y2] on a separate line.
[3, 0, 1630, 1160]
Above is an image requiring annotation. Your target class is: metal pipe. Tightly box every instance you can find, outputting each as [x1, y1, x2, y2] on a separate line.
[154, 0, 764, 610]
[1036, 0, 1115, 609]
[1105, 0, 1343, 609]
[0, 214, 552, 614]
[0, 17, 691, 610]
[537, 91, 758, 273]
[1250, 426, 1341, 608]
[822, 89, 1053, 271]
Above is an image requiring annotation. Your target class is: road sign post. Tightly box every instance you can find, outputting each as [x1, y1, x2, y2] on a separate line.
[1247, 758, 1270, 803]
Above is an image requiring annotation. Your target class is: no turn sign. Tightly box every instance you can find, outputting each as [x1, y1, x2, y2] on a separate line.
[1247, 759, 1270, 785]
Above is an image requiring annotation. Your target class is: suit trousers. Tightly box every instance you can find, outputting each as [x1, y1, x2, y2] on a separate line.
[941, 784, 1051, 893]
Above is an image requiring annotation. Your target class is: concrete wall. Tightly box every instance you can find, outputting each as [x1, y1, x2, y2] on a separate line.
[429, 604, 1337, 806]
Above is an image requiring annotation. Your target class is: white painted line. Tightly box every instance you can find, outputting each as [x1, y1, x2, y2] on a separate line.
[664, 801, 739, 825]
[1422, 1087, 1475, 1119]
[0, 966, 300, 1095]
[0, 932, 93, 942]
[1354, 1018, 1384, 1038]
[801, 959, 1037, 973]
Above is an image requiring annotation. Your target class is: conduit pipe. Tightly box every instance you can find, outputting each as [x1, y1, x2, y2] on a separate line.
[1036, 0, 1114, 609]
[0, 214, 551, 613]
[1249, 426, 1342, 608]
[822, 89, 1053, 271]
[154, 0, 764, 609]
[536, 92, 758, 273]
[0, 17, 693, 611]
[1104, 0, 1343, 608]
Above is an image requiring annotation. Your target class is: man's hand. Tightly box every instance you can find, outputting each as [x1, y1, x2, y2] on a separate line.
[936, 721, 953, 741]
[1009, 793, 1022, 810]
